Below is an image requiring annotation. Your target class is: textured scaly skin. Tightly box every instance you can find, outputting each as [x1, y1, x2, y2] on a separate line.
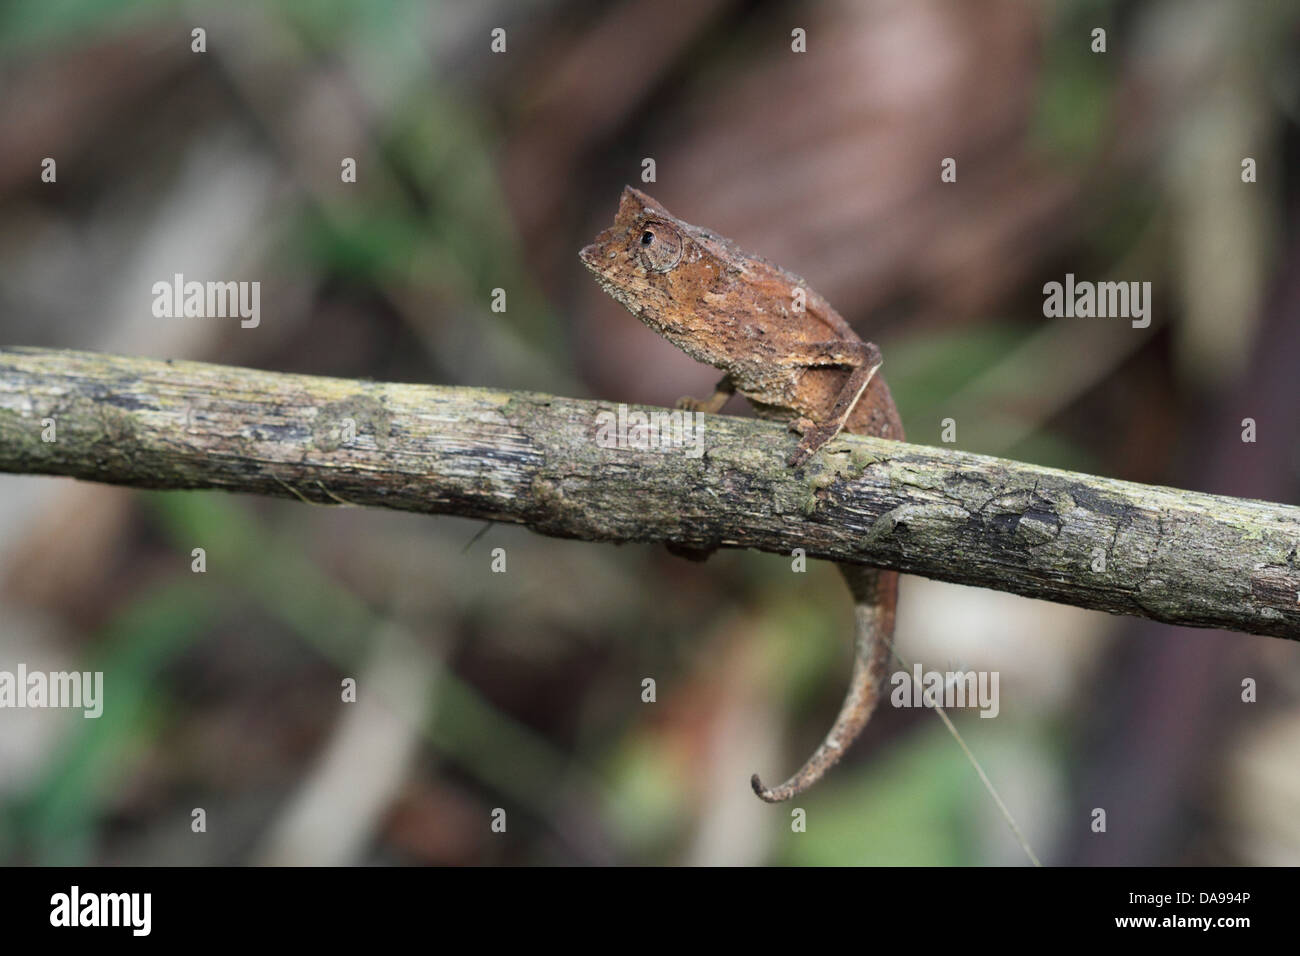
[580, 187, 903, 801]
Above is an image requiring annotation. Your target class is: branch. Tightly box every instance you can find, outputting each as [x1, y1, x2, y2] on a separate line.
[1, 346, 1297, 638]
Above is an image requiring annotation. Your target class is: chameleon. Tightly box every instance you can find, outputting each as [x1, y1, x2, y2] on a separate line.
[580, 186, 904, 802]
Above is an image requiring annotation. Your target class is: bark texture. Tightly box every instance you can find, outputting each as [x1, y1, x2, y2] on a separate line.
[1, 346, 1297, 638]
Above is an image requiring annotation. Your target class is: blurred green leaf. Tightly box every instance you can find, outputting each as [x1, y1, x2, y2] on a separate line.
[147, 492, 605, 824]
[886, 324, 1026, 420]
[11, 582, 218, 864]
[1031, 0, 1117, 160]
[777, 724, 977, 866]
[0, 0, 174, 52]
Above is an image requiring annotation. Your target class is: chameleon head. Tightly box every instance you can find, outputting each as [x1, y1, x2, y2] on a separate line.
[579, 187, 696, 326]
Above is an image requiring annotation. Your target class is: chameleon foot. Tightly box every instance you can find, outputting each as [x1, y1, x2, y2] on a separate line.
[787, 421, 846, 467]
[676, 377, 734, 415]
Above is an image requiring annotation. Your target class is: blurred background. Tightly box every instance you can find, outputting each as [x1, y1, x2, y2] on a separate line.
[1, 0, 1299, 865]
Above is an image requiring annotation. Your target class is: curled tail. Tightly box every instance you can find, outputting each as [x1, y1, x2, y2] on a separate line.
[751, 565, 897, 803]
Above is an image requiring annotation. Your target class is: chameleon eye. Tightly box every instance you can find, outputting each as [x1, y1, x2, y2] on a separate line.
[636, 220, 683, 272]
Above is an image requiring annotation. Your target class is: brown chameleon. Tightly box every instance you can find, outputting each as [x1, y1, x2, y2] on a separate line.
[580, 187, 903, 802]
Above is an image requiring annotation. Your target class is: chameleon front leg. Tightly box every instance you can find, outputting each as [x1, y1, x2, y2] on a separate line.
[676, 375, 734, 414]
[752, 564, 897, 802]
[781, 340, 883, 466]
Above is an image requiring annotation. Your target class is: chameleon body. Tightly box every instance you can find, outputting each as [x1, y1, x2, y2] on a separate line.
[580, 187, 903, 801]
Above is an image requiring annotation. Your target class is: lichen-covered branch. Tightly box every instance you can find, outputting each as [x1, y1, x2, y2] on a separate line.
[1, 346, 1297, 638]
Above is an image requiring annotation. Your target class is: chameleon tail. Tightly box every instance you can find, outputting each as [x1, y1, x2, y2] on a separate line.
[751, 565, 897, 803]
